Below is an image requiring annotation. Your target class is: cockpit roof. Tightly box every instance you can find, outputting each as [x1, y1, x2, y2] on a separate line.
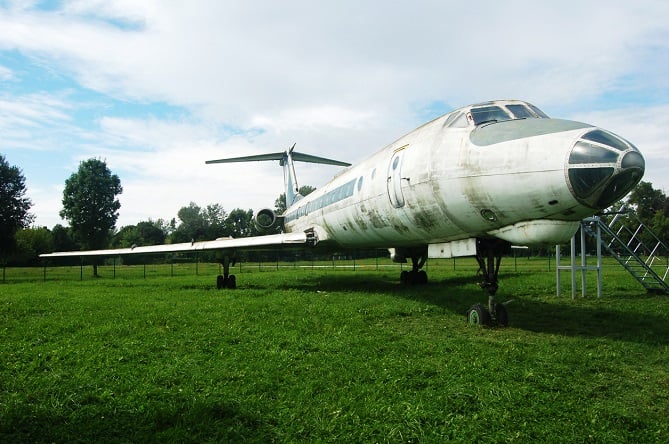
[443, 100, 549, 128]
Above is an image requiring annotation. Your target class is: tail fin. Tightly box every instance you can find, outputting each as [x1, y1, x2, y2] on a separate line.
[206, 144, 350, 207]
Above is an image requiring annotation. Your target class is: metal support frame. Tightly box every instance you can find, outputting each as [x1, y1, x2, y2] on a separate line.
[556, 218, 602, 298]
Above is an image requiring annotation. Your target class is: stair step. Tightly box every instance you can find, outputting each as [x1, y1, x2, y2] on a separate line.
[585, 212, 669, 293]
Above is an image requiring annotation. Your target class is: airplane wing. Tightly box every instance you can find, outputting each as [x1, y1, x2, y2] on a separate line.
[39, 231, 310, 258]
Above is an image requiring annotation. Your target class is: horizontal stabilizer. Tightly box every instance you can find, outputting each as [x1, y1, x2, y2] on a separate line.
[206, 151, 350, 167]
[206, 152, 285, 164]
[291, 152, 351, 166]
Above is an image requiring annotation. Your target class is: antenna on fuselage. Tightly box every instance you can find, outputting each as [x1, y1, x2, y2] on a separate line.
[205, 144, 351, 207]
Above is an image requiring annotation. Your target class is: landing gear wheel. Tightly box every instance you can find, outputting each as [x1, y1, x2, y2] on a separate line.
[400, 270, 428, 285]
[493, 302, 508, 327]
[468, 238, 512, 327]
[416, 270, 428, 285]
[395, 247, 429, 286]
[216, 274, 236, 290]
[467, 303, 491, 326]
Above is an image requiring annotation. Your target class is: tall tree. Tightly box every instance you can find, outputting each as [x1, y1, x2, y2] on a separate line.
[226, 208, 254, 238]
[0, 154, 33, 261]
[112, 220, 167, 249]
[12, 226, 53, 266]
[170, 202, 230, 243]
[615, 181, 669, 248]
[51, 224, 79, 252]
[626, 181, 669, 224]
[171, 202, 208, 243]
[60, 159, 122, 275]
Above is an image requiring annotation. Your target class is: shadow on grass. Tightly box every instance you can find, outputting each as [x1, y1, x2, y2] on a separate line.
[508, 297, 669, 345]
[1, 399, 276, 443]
[281, 272, 669, 346]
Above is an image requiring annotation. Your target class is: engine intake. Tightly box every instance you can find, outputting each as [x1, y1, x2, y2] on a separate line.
[254, 208, 280, 232]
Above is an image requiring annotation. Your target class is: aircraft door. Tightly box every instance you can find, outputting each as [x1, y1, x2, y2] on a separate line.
[387, 148, 406, 208]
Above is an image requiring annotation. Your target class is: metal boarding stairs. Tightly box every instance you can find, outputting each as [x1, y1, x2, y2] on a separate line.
[582, 206, 669, 293]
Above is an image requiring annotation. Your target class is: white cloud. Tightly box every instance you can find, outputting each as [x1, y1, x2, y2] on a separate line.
[0, 1, 667, 226]
[1, 1, 665, 116]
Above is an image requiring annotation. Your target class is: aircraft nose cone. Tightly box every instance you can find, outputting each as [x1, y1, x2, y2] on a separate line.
[621, 151, 645, 170]
[566, 129, 644, 209]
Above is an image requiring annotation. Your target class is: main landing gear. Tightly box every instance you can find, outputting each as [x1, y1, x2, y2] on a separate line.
[216, 255, 237, 289]
[393, 247, 429, 285]
[467, 238, 510, 327]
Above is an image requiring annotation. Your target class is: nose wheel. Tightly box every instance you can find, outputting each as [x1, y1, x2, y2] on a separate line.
[467, 238, 510, 326]
[467, 299, 508, 327]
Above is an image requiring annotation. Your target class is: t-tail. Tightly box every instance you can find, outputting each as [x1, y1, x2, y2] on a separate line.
[205, 144, 350, 208]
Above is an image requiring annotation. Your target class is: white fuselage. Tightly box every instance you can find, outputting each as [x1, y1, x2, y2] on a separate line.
[282, 100, 644, 254]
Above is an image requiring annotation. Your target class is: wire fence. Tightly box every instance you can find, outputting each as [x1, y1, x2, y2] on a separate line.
[2, 251, 572, 284]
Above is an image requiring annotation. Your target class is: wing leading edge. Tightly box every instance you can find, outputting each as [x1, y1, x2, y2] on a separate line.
[39, 231, 309, 258]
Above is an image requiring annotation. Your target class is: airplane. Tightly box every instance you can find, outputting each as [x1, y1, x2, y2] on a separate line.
[40, 99, 645, 326]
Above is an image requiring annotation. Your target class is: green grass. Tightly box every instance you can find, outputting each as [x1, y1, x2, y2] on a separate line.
[1, 259, 668, 442]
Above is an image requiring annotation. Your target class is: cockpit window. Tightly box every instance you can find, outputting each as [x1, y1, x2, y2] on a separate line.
[528, 104, 549, 118]
[581, 129, 632, 151]
[470, 106, 512, 125]
[444, 111, 468, 128]
[443, 111, 461, 127]
[506, 104, 536, 119]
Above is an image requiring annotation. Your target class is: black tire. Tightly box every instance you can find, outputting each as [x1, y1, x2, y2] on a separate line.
[400, 270, 409, 284]
[216, 275, 225, 290]
[494, 303, 508, 327]
[417, 270, 428, 285]
[227, 274, 237, 289]
[467, 303, 491, 326]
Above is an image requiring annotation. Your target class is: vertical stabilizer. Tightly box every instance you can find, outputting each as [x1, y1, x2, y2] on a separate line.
[283, 144, 300, 207]
[206, 145, 350, 209]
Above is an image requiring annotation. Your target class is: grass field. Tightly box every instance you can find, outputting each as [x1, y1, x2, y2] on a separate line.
[1, 257, 668, 442]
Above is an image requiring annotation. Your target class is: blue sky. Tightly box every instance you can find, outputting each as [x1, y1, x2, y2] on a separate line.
[1, 0, 668, 228]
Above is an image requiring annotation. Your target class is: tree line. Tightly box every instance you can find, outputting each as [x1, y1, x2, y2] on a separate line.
[1, 155, 314, 268]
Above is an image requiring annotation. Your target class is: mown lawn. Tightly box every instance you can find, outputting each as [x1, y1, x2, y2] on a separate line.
[1, 259, 668, 442]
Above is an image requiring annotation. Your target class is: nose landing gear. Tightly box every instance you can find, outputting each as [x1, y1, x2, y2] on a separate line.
[467, 238, 510, 327]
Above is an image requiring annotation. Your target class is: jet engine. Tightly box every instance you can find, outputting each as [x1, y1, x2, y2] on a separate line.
[254, 208, 280, 232]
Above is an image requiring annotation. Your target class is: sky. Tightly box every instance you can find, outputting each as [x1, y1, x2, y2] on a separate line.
[1, 0, 668, 229]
